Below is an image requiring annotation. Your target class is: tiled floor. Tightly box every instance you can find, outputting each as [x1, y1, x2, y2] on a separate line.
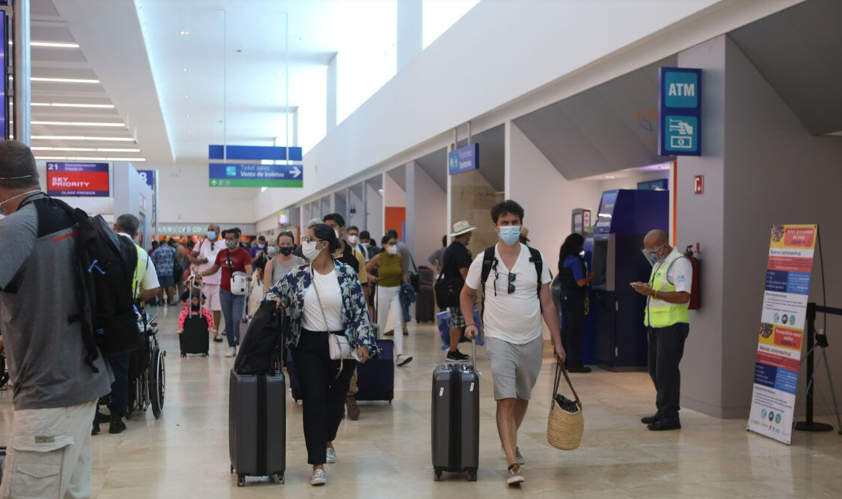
[1, 305, 840, 498]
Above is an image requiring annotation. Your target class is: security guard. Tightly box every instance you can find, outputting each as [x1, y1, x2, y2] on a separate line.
[631, 229, 692, 431]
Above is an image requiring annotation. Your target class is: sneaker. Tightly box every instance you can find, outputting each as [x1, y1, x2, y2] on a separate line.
[109, 414, 127, 434]
[397, 354, 413, 367]
[384, 330, 394, 337]
[506, 464, 525, 485]
[91, 423, 100, 436]
[446, 350, 469, 363]
[326, 448, 338, 464]
[310, 469, 326, 486]
[213, 336, 224, 343]
[641, 413, 661, 425]
[226, 346, 237, 358]
[346, 396, 360, 421]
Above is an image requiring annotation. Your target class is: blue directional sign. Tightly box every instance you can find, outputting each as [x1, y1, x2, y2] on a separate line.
[208, 145, 303, 162]
[138, 170, 155, 191]
[659, 67, 702, 156]
[448, 143, 480, 175]
[208, 163, 303, 188]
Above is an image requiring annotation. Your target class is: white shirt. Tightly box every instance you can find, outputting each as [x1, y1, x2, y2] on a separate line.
[118, 233, 159, 295]
[465, 243, 552, 345]
[196, 238, 224, 285]
[302, 268, 345, 332]
[652, 248, 693, 294]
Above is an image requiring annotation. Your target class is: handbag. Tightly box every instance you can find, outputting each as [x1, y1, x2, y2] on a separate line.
[310, 266, 354, 361]
[547, 364, 584, 451]
[226, 250, 249, 295]
[434, 272, 463, 309]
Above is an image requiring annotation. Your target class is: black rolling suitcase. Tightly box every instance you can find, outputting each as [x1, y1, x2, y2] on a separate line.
[432, 340, 480, 481]
[416, 284, 435, 323]
[229, 371, 286, 486]
[180, 280, 210, 357]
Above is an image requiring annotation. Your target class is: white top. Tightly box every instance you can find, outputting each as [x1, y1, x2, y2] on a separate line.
[652, 248, 693, 294]
[195, 238, 224, 285]
[302, 268, 345, 332]
[118, 233, 159, 294]
[465, 243, 552, 345]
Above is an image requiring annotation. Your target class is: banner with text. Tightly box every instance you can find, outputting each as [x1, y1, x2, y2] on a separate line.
[208, 163, 303, 188]
[747, 224, 817, 444]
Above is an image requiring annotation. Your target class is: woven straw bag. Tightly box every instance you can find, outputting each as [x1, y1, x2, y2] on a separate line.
[547, 364, 584, 450]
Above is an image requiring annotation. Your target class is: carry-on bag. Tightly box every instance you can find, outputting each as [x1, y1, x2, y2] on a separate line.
[229, 370, 286, 486]
[547, 364, 584, 451]
[436, 308, 485, 350]
[355, 339, 395, 402]
[432, 339, 480, 481]
[416, 284, 435, 323]
[180, 278, 210, 357]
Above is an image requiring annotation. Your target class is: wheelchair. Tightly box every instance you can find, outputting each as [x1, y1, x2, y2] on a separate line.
[127, 309, 166, 419]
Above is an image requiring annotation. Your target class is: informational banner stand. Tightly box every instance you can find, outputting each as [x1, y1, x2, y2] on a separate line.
[747, 224, 818, 444]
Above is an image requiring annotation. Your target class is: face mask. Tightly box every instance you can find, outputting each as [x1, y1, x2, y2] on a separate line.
[302, 241, 323, 261]
[226, 240, 238, 251]
[498, 225, 521, 245]
[348, 235, 358, 245]
[279, 246, 294, 256]
[257, 243, 265, 249]
[0, 189, 41, 216]
[387, 245, 398, 255]
[642, 245, 667, 266]
[267, 246, 278, 256]
[334, 229, 341, 239]
[207, 231, 217, 240]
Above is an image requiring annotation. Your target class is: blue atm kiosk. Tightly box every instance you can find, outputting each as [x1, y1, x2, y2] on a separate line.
[586, 189, 668, 369]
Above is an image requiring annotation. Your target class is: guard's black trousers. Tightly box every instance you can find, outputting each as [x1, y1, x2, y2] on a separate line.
[647, 324, 689, 420]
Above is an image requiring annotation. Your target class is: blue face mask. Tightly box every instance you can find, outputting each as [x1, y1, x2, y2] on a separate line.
[207, 231, 217, 240]
[498, 225, 521, 245]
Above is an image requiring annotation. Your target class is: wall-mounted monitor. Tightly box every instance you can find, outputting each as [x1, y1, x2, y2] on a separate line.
[46, 162, 111, 197]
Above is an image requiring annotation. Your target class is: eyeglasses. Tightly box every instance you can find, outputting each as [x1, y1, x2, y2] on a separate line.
[492, 261, 516, 296]
[301, 236, 322, 244]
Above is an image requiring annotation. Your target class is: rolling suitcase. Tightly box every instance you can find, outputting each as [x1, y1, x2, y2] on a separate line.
[416, 284, 435, 323]
[229, 370, 286, 486]
[356, 339, 395, 402]
[418, 265, 435, 287]
[432, 340, 480, 482]
[180, 280, 210, 357]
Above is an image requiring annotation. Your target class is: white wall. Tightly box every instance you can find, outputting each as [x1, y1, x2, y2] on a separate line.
[384, 171, 406, 208]
[253, 0, 799, 222]
[156, 164, 255, 225]
[348, 187, 365, 229]
[406, 161, 447, 267]
[365, 183, 383, 242]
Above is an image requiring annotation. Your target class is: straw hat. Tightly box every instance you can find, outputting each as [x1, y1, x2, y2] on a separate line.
[450, 220, 476, 237]
[520, 226, 531, 242]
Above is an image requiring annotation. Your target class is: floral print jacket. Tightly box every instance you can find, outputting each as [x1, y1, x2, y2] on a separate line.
[266, 260, 380, 356]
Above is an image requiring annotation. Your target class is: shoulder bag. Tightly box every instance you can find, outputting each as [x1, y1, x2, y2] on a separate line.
[310, 266, 353, 361]
[227, 249, 249, 295]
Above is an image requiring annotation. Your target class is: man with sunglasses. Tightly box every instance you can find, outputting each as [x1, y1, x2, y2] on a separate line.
[631, 229, 692, 432]
[461, 200, 563, 486]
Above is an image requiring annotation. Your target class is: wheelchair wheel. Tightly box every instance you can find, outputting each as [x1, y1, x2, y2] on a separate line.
[150, 347, 166, 419]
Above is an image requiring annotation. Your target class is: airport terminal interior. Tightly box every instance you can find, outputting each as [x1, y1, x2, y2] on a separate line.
[0, 0, 841, 498]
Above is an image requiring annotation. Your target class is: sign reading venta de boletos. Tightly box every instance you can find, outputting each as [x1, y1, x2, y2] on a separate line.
[208, 144, 304, 188]
[659, 67, 702, 156]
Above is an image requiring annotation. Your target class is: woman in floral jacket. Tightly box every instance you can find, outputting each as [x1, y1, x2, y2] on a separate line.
[267, 223, 378, 486]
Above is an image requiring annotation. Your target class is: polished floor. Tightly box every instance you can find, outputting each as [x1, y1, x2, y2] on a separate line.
[1, 305, 841, 499]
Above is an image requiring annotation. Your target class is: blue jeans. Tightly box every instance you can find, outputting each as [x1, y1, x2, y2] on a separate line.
[220, 289, 245, 347]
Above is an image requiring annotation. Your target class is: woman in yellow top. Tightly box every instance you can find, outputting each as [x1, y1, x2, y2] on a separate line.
[366, 234, 413, 367]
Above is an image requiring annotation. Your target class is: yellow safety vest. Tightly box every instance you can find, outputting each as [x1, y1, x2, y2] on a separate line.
[644, 249, 690, 328]
[133, 244, 151, 300]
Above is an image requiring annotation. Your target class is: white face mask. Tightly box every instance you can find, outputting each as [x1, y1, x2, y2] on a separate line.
[0, 189, 41, 216]
[302, 241, 322, 261]
[334, 229, 340, 239]
[387, 245, 398, 255]
[348, 235, 358, 245]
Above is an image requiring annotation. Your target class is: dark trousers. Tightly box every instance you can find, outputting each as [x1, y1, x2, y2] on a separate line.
[291, 330, 357, 465]
[561, 303, 585, 367]
[647, 324, 689, 420]
[107, 353, 131, 416]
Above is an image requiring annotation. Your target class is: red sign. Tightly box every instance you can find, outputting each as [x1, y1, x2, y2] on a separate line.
[46, 162, 110, 197]
[784, 228, 815, 248]
[694, 175, 704, 195]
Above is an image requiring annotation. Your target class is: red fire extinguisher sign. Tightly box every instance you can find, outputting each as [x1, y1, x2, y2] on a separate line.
[694, 175, 704, 195]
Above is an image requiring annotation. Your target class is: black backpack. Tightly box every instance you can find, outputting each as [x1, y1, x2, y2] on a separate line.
[479, 246, 544, 321]
[34, 198, 140, 370]
[234, 301, 286, 375]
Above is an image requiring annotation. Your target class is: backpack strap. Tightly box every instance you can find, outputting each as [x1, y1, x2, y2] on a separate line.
[479, 246, 497, 323]
[528, 247, 543, 296]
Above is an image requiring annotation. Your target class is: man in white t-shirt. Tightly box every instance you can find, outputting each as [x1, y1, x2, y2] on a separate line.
[189, 223, 225, 342]
[461, 200, 564, 486]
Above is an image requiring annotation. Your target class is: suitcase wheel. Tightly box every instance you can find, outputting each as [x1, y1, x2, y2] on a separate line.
[230, 465, 234, 474]
[434, 470, 443, 482]
[181, 353, 186, 358]
[468, 471, 478, 482]
[237, 475, 246, 487]
[272, 473, 284, 484]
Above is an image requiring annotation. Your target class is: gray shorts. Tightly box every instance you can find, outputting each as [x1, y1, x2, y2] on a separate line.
[485, 336, 545, 401]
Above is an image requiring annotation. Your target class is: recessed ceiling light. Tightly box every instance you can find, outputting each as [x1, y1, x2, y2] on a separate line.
[297, 36, 303, 42]
[32, 135, 136, 142]
[180, 31, 189, 35]
[32, 147, 141, 153]
[35, 156, 147, 162]
[32, 120, 126, 127]
[31, 77, 100, 84]
[185, 95, 190, 99]
[31, 102, 115, 109]
[604, 175, 616, 179]
[30, 41, 80, 48]
[183, 68, 190, 72]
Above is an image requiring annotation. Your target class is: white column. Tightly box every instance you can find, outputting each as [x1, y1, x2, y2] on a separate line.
[397, 0, 422, 71]
[326, 55, 338, 132]
[13, 0, 31, 144]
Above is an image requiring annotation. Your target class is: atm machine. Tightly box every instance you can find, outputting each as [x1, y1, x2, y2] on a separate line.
[587, 189, 668, 369]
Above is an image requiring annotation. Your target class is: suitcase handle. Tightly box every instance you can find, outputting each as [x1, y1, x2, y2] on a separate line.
[470, 338, 481, 377]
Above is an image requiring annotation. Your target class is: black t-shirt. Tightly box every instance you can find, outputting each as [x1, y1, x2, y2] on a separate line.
[442, 242, 472, 281]
[336, 243, 361, 275]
